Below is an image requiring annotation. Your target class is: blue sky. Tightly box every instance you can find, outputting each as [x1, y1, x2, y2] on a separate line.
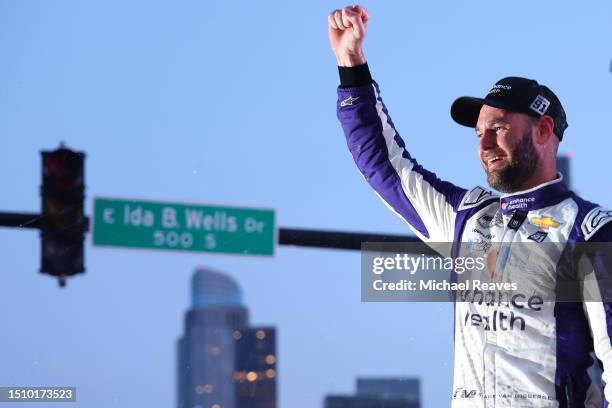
[1, 1, 611, 407]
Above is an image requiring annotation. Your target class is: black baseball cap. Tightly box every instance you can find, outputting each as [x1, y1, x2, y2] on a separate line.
[450, 76, 568, 140]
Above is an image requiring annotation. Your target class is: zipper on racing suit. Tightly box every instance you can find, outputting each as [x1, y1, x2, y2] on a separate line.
[484, 210, 527, 407]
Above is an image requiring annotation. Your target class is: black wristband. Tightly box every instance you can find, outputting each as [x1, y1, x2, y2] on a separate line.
[338, 63, 373, 88]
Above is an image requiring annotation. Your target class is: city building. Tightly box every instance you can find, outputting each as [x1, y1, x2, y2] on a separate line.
[177, 267, 276, 408]
[556, 154, 572, 189]
[235, 327, 277, 407]
[324, 377, 420, 408]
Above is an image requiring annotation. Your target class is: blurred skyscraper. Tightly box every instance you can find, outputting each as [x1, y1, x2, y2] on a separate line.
[235, 328, 277, 407]
[177, 267, 277, 408]
[324, 377, 420, 408]
[556, 154, 572, 189]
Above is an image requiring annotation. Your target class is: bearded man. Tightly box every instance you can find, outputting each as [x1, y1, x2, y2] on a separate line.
[329, 5, 612, 407]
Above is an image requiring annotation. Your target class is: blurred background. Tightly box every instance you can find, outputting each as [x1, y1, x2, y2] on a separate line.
[1, 1, 611, 407]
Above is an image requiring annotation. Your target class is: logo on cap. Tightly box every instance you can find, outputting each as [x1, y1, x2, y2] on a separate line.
[489, 84, 511, 94]
[530, 95, 550, 115]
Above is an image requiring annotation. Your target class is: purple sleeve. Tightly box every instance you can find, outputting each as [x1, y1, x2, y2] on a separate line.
[582, 222, 612, 404]
[337, 82, 469, 244]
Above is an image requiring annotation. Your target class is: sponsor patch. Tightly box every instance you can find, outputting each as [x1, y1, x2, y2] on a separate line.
[530, 95, 550, 115]
[582, 206, 612, 241]
[472, 229, 494, 240]
[453, 388, 478, 399]
[508, 211, 527, 231]
[503, 196, 535, 211]
[459, 186, 497, 211]
[530, 216, 562, 230]
[476, 211, 502, 228]
[528, 231, 548, 243]
[477, 214, 494, 229]
[340, 95, 360, 107]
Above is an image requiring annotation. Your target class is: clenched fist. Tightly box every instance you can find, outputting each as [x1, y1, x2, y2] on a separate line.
[328, 5, 369, 67]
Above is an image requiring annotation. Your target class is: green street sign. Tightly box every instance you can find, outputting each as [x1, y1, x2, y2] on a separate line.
[93, 198, 275, 256]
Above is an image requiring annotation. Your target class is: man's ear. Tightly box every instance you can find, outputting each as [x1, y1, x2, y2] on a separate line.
[534, 116, 555, 145]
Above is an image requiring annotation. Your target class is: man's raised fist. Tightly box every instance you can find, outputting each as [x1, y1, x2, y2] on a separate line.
[327, 5, 369, 67]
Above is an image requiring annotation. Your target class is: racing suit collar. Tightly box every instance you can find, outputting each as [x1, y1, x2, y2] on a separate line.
[499, 174, 568, 215]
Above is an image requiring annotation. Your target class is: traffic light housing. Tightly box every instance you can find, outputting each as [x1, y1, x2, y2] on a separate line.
[41, 147, 86, 286]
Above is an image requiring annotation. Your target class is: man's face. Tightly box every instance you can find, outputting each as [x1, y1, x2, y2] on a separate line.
[475, 105, 539, 193]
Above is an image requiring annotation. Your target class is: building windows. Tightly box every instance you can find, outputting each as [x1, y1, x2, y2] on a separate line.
[265, 354, 276, 365]
[195, 384, 214, 395]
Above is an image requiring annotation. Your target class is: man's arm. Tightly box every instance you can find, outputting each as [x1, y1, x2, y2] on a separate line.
[328, 6, 495, 249]
[581, 220, 612, 404]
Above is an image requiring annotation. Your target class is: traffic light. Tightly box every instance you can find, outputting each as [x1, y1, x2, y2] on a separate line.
[41, 146, 86, 286]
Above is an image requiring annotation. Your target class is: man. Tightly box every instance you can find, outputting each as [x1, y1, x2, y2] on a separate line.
[328, 5, 612, 407]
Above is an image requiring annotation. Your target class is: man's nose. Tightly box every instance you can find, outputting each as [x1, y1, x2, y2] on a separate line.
[479, 130, 497, 151]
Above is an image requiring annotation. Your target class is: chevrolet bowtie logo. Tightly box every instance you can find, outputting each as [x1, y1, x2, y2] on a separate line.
[530, 217, 562, 229]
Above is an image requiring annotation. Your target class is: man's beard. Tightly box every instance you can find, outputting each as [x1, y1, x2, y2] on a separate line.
[485, 129, 539, 193]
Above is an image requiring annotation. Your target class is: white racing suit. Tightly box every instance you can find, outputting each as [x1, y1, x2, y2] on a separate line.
[337, 80, 612, 407]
